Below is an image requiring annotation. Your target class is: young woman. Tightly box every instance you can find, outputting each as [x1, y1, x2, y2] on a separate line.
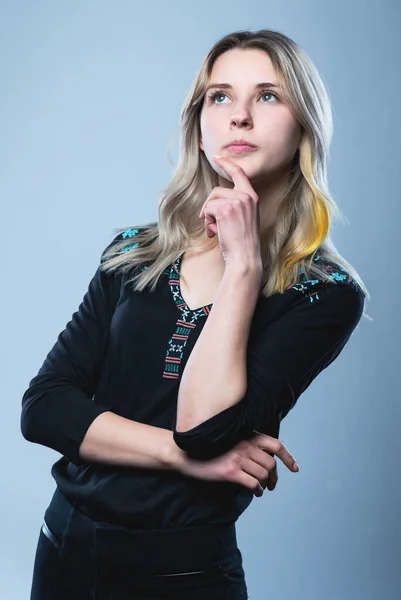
[22, 28, 370, 600]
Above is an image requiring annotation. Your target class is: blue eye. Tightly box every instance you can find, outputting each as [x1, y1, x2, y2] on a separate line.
[209, 91, 229, 104]
[210, 92, 227, 104]
[259, 91, 279, 102]
[207, 89, 279, 104]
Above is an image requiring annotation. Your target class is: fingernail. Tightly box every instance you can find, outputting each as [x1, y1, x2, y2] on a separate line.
[293, 462, 299, 471]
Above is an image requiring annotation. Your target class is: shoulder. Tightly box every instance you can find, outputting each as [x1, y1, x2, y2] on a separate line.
[284, 254, 365, 328]
[289, 254, 363, 300]
[115, 227, 142, 253]
[113, 226, 145, 249]
[101, 225, 157, 259]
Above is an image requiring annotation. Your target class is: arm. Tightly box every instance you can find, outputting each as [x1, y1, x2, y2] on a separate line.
[20, 231, 191, 473]
[78, 410, 186, 469]
[21, 234, 126, 466]
[79, 409, 302, 499]
[173, 280, 365, 460]
[176, 264, 261, 432]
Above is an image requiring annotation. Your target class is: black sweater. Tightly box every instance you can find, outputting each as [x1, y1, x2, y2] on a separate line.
[21, 227, 365, 529]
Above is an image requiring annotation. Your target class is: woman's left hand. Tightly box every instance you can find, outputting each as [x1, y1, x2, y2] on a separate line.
[199, 155, 262, 272]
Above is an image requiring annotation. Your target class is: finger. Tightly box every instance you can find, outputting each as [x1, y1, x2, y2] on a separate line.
[202, 203, 221, 238]
[201, 197, 242, 238]
[213, 155, 258, 201]
[204, 213, 217, 237]
[199, 188, 249, 219]
[249, 445, 277, 471]
[241, 457, 270, 488]
[246, 446, 278, 491]
[266, 463, 278, 491]
[253, 432, 299, 472]
[232, 471, 264, 497]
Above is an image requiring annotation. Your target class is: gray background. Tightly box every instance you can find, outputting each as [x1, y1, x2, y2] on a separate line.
[1, 1, 399, 598]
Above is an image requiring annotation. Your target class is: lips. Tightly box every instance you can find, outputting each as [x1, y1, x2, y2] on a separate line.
[224, 139, 257, 148]
[223, 139, 259, 154]
[225, 143, 258, 154]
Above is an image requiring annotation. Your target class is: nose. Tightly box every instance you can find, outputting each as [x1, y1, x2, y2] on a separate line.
[230, 107, 253, 129]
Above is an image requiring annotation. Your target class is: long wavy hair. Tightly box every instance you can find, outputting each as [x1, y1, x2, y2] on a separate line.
[101, 28, 370, 318]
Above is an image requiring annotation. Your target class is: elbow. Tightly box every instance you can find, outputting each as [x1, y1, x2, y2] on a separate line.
[173, 396, 279, 459]
[20, 383, 49, 444]
[173, 414, 232, 460]
[174, 416, 208, 434]
[20, 418, 32, 443]
[174, 419, 193, 435]
[173, 415, 224, 459]
[20, 401, 51, 448]
[173, 429, 226, 460]
[173, 407, 253, 460]
[20, 399, 85, 467]
[20, 387, 53, 447]
[20, 401, 39, 444]
[174, 403, 247, 459]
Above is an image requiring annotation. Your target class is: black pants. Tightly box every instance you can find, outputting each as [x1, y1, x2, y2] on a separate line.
[30, 488, 248, 599]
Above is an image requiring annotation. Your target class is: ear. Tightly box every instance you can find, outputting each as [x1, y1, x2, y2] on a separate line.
[199, 138, 204, 152]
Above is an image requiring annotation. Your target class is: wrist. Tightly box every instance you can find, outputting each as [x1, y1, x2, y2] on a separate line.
[222, 261, 263, 300]
[160, 434, 188, 471]
[224, 258, 262, 280]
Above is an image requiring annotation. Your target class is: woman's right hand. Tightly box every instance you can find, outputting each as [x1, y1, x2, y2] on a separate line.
[178, 433, 299, 497]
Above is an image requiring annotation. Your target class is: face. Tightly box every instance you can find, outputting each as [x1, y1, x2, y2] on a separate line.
[199, 48, 302, 187]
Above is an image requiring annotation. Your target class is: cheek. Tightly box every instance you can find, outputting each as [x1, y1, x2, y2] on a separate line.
[199, 112, 207, 141]
[287, 119, 302, 150]
[200, 111, 221, 146]
[267, 117, 301, 159]
[281, 114, 302, 148]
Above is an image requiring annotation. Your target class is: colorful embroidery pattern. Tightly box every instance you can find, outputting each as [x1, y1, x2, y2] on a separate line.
[119, 231, 210, 379]
[119, 230, 357, 377]
[163, 319, 198, 379]
[163, 256, 212, 380]
[119, 228, 168, 274]
[120, 228, 140, 253]
[122, 228, 139, 238]
[289, 254, 355, 303]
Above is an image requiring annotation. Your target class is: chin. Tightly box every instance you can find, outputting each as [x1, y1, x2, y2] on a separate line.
[231, 159, 260, 179]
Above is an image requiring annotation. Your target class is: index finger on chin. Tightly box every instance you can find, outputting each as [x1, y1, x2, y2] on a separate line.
[213, 155, 257, 200]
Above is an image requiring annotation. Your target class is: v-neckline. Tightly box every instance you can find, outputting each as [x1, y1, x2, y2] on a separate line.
[170, 255, 214, 314]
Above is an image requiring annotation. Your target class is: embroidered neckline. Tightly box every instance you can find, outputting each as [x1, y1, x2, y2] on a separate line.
[119, 229, 356, 310]
[168, 255, 214, 315]
[118, 229, 359, 380]
[163, 255, 212, 379]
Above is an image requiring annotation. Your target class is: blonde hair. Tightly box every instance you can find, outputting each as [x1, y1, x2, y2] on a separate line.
[101, 28, 371, 319]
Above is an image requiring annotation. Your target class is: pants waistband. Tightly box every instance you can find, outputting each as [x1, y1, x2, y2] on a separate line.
[44, 487, 240, 577]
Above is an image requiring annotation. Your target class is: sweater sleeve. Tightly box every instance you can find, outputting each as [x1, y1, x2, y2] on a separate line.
[20, 235, 126, 466]
[173, 281, 365, 459]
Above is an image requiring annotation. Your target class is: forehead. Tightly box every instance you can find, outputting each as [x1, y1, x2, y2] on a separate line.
[209, 48, 277, 83]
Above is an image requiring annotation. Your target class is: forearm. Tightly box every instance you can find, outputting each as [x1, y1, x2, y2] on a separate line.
[79, 411, 187, 470]
[176, 264, 261, 432]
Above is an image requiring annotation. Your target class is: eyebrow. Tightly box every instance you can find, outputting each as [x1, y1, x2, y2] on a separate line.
[205, 82, 280, 93]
